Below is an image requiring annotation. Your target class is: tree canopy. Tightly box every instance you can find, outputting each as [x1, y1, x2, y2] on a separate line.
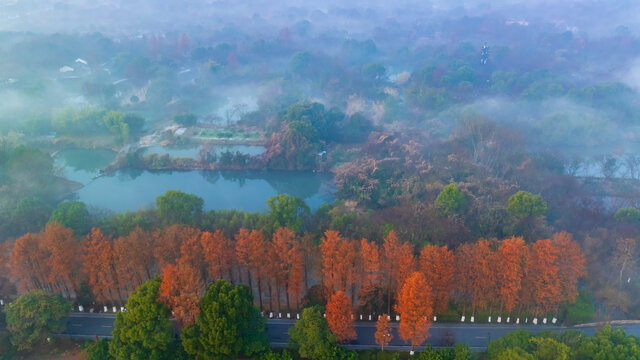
[507, 191, 547, 220]
[3, 290, 72, 350]
[434, 183, 468, 216]
[156, 190, 204, 225]
[109, 277, 173, 360]
[181, 279, 268, 359]
[288, 305, 337, 360]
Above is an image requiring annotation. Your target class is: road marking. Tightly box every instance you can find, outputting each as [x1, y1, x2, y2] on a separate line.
[71, 324, 82, 327]
[475, 336, 487, 339]
[101, 325, 112, 328]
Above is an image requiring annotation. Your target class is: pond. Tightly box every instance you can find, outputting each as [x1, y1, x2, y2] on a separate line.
[71, 169, 335, 213]
[54, 148, 116, 185]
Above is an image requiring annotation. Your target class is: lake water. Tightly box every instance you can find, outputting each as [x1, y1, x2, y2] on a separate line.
[71, 169, 335, 213]
[57, 148, 333, 213]
[54, 148, 116, 185]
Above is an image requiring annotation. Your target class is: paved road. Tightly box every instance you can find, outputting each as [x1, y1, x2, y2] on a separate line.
[59, 313, 640, 351]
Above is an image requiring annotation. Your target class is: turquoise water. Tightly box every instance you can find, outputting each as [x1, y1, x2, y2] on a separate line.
[54, 148, 116, 185]
[72, 169, 335, 213]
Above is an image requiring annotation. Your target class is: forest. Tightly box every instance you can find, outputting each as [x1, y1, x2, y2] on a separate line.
[2, 0, 640, 359]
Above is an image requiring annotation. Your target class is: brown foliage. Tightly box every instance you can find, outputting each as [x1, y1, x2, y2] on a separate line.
[383, 230, 415, 313]
[159, 260, 205, 327]
[235, 228, 268, 308]
[9, 224, 80, 299]
[419, 244, 454, 314]
[83, 228, 123, 304]
[42, 224, 80, 298]
[153, 224, 200, 269]
[201, 230, 235, 282]
[469, 239, 496, 312]
[551, 232, 586, 303]
[496, 236, 528, 314]
[326, 290, 356, 343]
[9, 233, 48, 292]
[522, 239, 562, 315]
[395, 272, 433, 351]
[272, 227, 304, 311]
[375, 314, 393, 350]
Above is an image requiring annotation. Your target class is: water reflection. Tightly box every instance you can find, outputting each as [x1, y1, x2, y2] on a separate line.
[54, 148, 116, 184]
[73, 169, 335, 213]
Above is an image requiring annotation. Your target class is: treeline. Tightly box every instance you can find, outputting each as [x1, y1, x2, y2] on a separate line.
[485, 326, 640, 359]
[4, 216, 586, 327]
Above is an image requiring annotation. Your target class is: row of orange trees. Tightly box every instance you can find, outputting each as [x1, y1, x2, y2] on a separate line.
[4, 223, 585, 328]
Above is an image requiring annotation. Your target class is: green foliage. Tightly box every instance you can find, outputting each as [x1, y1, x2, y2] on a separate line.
[267, 194, 310, 233]
[0, 144, 63, 238]
[560, 290, 594, 325]
[87, 339, 113, 360]
[614, 207, 640, 224]
[486, 330, 533, 359]
[3, 290, 72, 351]
[123, 113, 145, 136]
[485, 326, 640, 360]
[181, 280, 268, 359]
[452, 343, 473, 360]
[288, 305, 337, 360]
[531, 337, 570, 360]
[415, 345, 472, 360]
[103, 110, 129, 144]
[343, 113, 373, 143]
[0, 332, 16, 360]
[155, 190, 204, 225]
[261, 349, 295, 360]
[174, 113, 198, 126]
[434, 183, 468, 216]
[507, 191, 547, 220]
[9, 195, 52, 235]
[49, 201, 91, 235]
[109, 277, 173, 360]
[51, 107, 107, 135]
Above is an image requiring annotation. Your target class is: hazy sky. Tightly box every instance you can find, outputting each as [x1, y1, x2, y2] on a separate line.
[2, 0, 639, 37]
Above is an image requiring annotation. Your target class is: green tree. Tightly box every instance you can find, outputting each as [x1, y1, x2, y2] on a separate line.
[561, 290, 594, 325]
[267, 194, 310, 233]
[109, 277, 173, 360]
[288, 305, 336, 360]
[155, 190, 204, 225]
[494, 348, 534, 360]
[49, 201, 91, 235]
[174, 113, 197, 127]
[87, 339, 113, 360]
[573, 325, 640, 359]
[507, 191, 547, 220]
[181, 280, 268, 359]
[103, 110, 129, 144]
[486, 330, 533, 359]
[531, 337, 570, 360]
[261, 350, 295, 360]
[3, 290, 72, 350]
[434, 183, 468, 216]
[9, 195, 52, 236]
[614, 207, 640, 225]
[123, 113, 145, 137]
[452, 343, 473, 360]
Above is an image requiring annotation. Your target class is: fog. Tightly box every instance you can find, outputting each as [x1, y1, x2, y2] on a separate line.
[2, 0, 640, 331]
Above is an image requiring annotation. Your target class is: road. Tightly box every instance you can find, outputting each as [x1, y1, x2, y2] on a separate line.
[59, 313, 640, 351]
